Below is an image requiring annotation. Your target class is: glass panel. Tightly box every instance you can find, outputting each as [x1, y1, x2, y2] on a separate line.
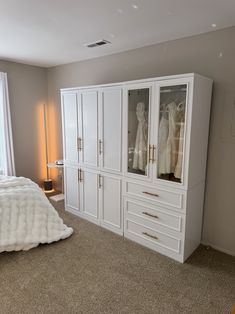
[128, 88, 149, 176]
[157, 84, 187, 183]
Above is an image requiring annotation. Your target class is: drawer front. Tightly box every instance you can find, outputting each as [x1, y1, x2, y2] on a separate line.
[126, 219, 181, 254]
[124, 181, 185, 210]
[124, 198, 183, 232]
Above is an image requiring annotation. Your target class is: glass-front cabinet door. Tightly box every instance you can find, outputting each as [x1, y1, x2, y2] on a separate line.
[125, 85, 152, 180]
[155, 82, 188, 184]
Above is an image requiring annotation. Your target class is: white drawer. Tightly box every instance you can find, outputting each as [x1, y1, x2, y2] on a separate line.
[125, 218, 182, 254]
[124, 181, 185, 211]
[124, 198, 184, 232]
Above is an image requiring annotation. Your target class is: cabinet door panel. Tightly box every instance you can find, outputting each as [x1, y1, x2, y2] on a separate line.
[81, 169, 99, 220]
[80, 91, 98, 168]
[62, 93, 78, 163]
[154, 80, 189, 186]
[123, 83, 154, 182]
[101, 88, 122, 173]
[64, 166, 79, 211]
[100, 174, 122, 234]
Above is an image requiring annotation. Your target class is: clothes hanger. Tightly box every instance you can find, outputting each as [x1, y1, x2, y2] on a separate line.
[177, 101, 185, 111]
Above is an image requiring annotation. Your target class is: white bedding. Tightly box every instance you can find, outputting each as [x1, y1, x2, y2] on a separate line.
[0, 176, 73, 253]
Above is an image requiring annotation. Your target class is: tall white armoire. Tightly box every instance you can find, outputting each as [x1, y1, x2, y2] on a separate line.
[61, 73, 213, 262]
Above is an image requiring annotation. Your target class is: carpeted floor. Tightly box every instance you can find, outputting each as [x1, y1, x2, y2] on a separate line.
[0, 201, 234, 314]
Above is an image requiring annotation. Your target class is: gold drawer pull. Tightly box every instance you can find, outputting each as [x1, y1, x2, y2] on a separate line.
[142, 212, 159, 219]
[142, 232, 158, 241]
[142, 191, 159, 197]
[98, 174, 102, 189]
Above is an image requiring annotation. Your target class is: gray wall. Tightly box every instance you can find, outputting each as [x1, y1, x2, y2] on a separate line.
[0, 60, 48, 185]
[48, 27, 235, 255]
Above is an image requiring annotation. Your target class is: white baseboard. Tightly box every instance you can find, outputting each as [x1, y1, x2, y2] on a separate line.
[201, 241, 235, 257]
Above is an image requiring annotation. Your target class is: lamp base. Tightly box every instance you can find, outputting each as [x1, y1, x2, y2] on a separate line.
[43, 179, 53, 192]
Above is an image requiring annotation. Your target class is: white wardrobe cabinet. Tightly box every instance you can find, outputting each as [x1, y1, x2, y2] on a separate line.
[79, 169, 123, 231]
[64, 166, 123, 232]
[61, 73, 213, 263]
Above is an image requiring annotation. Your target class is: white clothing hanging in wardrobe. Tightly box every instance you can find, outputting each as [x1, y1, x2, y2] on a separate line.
[175, 121, 184, 179]
[133, 102, 148, 172]
[158, 112, 169, 175]
[166, 102, 178, 173]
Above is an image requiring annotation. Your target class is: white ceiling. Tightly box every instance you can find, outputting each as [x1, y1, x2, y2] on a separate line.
[0, 0, 235, 68]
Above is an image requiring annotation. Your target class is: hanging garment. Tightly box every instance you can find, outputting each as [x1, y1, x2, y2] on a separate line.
[158, 114, 169, 175]
[166, 102, 178, 173]
[133, 102, 148, 172]
[174, 121, 184, 179]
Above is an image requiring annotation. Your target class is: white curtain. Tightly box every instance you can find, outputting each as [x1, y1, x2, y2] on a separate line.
[0, 72, 15, 176]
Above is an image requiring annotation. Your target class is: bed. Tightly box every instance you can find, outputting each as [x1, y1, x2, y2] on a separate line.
[0, 175, 73, 253]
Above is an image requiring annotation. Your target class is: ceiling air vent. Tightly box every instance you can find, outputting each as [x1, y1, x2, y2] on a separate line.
[86, 39, 111, 48]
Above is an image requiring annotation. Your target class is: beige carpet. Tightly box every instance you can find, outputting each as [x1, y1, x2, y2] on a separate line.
[0, 200, 234, 314]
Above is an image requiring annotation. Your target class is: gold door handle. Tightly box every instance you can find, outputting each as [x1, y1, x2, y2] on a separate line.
[148, 144, 152, 163]
[77, 138, 80, 151]
[142, 191, 159, 197]
[77, 138, 82, 151]
[79, 169, 83, 182]
[99, 140, 102, 155]
[142, 212, 159, 219]
[152, 145, 156, 162]
[142, 232, 158, 241]
[98, 174, 102, 189]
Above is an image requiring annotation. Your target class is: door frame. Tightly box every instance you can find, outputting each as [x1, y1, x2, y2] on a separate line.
[152, 77, 193, 189]
[123, 81, 154, 183]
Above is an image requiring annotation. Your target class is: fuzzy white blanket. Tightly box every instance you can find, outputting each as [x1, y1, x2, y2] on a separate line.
[0, 176, 73, 252]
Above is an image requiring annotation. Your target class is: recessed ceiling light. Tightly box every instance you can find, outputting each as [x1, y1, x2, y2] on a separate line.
[110, 33, 115, 38]
[132, 4, 139, 9]
[211, 24, 217, 28]
[117, 8, 123, 14]
[167, 11, 172, 15]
